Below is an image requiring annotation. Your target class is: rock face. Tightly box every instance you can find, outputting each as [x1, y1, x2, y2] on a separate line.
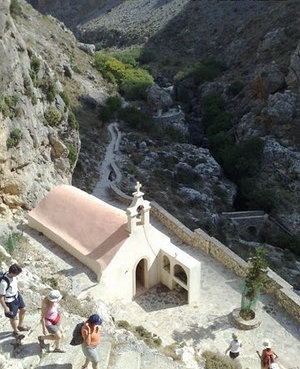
[0, 0, 80, 216]
[118, 135, 236, 230]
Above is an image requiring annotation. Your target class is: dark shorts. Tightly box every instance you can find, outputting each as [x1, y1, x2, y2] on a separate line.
[229, 351, 239, 359]
[5, 294, 25, 318]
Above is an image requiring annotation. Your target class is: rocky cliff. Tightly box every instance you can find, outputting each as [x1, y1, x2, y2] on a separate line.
[0, 0, 110, 219]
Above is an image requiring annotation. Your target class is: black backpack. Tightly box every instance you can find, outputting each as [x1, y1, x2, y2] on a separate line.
[0, 272, 10, 294]
[70, 322, 84, 346]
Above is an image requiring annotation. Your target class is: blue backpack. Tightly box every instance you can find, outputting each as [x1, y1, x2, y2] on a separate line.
[70, 322, 84, 346]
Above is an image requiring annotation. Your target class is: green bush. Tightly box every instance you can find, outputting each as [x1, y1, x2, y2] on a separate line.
[38, 77, 57, 102]
[0, 94, 19, 119]
[7, 128, 23, 148]
[99, 95, 122, 123]
[60, 90, 70, 107]
[273, 233, 300, 256]
[94, 54, 154, 100]
[174, 59, 227, 87]
[221, 138, 264, 180]
[44, 107, 63, 126]
[118, 106, 156, 132]
[66, 143, 77, 166]
[30, 55, 40, 75]
[112, 48, 142, 67]
[68, 111, 79, 130]
[10, 0, 21, 17]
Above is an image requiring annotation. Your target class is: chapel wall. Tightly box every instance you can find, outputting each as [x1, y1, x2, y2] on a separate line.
[110, 184, 300, 322]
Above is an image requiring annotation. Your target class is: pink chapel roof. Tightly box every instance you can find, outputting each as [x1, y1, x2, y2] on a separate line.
[28, 185, 129, 270]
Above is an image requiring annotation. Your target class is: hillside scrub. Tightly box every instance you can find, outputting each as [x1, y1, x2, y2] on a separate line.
[44, 107, 63, 126]
[118, 106, 156, 133]
[99, 95, 122, 123]
[7, 128, 23, 148]
[94, 53, 154, 100]
[174, 59, 227, 90]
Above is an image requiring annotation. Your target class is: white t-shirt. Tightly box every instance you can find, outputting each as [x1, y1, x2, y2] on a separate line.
[230, 339, 241, 353]
[0, 274, 18, 302]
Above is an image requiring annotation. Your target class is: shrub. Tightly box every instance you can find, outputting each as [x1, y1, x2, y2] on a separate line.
[10, 0, 21, 17]
[273, 233, 300, 256]
[99, 95, 122, 123]
[38, 77, 57, 102]
[118, 106, 155, 132]
[30, 55, 40, 75]
[221, 137, 264, 181]
[66, 143, 77, 166]
[174, 59, 227, 87]
[0, 94, 19, 119]
[212, 184, 228, 202]
[112, 47, 142, 67]
[7, 128, 23, 148]
[94, 54, 154, 100]
[60, 90, 70, 107]
[44, 107, 63, 126]
[68, 111, 79, 130]
[202, 351, 242, 369]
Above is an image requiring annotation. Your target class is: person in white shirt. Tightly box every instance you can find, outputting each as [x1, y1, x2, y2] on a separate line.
[0, 264, 29, 336]
[225, 333, 242, 359]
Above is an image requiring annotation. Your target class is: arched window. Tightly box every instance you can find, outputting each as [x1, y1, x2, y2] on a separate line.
[163, 255, 170, 272]
[174, 264, 187, 285]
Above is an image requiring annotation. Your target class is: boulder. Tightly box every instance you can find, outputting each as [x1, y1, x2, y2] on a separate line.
[78, 42, 96, 55]
[254, 63, 286, 95]
[263, 91, 296, 124]
[63, 64, 73, 78]
[258, 28, 286, 53]
[147, 84, 173, 113]
[286, 42, 300, 87]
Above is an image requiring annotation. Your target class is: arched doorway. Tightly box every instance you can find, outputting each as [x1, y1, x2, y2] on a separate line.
[135, 258, 148, 296]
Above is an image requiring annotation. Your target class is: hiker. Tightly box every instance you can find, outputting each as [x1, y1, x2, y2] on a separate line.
[225, 333, 242, 359]
[0, 264, 29, 336]
[256, 341, 278, 369]
[81, 314, 102, 369]
[38, 290, 65, 353]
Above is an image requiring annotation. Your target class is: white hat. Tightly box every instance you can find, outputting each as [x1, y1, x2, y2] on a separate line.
[47, 290, 62, 302]
[263, 341, 271, 349]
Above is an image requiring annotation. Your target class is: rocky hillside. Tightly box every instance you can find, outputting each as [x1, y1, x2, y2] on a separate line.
[28, 0, 300, 239]
[0, 0, 112, 219]
[26, 0, 190, 46]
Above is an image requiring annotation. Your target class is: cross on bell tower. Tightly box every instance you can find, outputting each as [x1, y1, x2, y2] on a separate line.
[126, 182, 151, 234]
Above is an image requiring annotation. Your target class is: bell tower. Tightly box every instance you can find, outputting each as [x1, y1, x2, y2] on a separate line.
[126, 182, 151, 234]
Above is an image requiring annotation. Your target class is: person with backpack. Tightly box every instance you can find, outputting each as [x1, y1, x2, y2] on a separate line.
[81, 314, 102, 369]
[256, 341, 278, 369]
[38, 290, 65, 353]
[225, 333, 242, 359]
[0, 264, 29, 336]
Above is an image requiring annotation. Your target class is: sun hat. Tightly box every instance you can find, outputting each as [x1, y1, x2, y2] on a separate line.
[232, 333, 238, 340]
[263, 341, 271, 349]
[87, 314, 102, 325]
[47, 290, 62, 302]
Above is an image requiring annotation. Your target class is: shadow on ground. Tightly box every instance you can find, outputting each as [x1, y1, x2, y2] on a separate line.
[172, 314, 231, 343]
[134, 283, 187, 312]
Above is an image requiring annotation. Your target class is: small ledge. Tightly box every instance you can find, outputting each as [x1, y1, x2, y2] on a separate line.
[229, 308, 261, 330]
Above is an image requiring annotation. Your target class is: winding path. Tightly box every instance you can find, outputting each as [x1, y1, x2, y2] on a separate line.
[92, 122, 122, 201]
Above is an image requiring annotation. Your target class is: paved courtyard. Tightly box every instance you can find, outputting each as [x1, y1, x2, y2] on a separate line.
[84, 214, 300, 369]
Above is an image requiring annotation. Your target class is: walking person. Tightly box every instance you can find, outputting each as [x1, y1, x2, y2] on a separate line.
[0, 264, 29, 336]
[81, 314, 102, 369]
[38, 289, 65, 353]
[225, 333, 242, 359]
[256, 341, 278, 369]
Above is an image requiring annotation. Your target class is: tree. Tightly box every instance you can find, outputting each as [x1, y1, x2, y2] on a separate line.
[240, 246, 268, 320]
